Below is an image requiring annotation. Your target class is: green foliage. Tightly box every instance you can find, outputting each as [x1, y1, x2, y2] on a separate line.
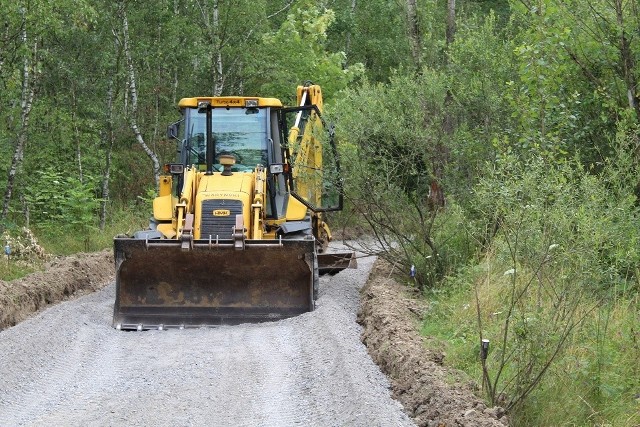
[331, 71, 482, 288]
[23, 168, 101, 238]
[254, 4, 363, 102]
[334, 70, 449, 192]
[0, 261, 39, 281]
[0, 203, 148, 278]
[468, 0, 511, 23]
[506, 0, 640, 163]
[421, 135, 640, 423]
[0, 222, 47, 280]
[505, 2, 584, 159]
[37, 201, 148, 255]
[445, 12, 514, 196]
[423, 269, 639, 426]
[326, 0, 413, 82]
[476, 146, 640, 296]
[1, 225, 46, 258]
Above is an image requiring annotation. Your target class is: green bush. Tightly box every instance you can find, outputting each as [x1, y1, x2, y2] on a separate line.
[330, 71, 483, 289]
[24, 168, 100, 235]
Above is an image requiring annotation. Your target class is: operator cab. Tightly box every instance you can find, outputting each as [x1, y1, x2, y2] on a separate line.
[168, 96, 289, 219]
[166, 94, 343, 220]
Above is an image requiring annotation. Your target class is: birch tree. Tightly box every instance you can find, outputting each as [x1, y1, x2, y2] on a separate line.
[194, 0, 267, 96]
[1, 7, 38, 220]
[405, 0, 422, 69]
[119, 1, 160, 188]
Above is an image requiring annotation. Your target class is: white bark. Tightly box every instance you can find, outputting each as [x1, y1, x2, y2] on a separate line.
[121, 5, 160, 189]
[100, 77, 115, 231]
[213, 0, 224, 96]
[446, 0, 456, 47]
[196, 0, 225, 95]
[2, 16, 37, 220]
[71, 88, 84, 184]
[344, 0, 357, 68]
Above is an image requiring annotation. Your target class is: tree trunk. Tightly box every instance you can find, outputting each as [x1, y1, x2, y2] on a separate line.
[212, 0, 224, 96]
[344, 0, 357, 68]
[195, 0, 224, 95]
[443, 0, 456, 136]
[71, 87, 84, 184]
[2, 17, 37, 221]
[121, 3, 160, 189]
[100, 77, 116, 231]
[172, 0, 179, 104]
[405, 0, 422, 69]
[0, 24, 6, 77]
[446, 0, 456, 48]
[20, 194, 29, 229]
[429, 0, 457, 211]
[615, 0, 640, 121]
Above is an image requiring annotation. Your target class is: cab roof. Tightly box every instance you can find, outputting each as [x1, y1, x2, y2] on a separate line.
[178, 96, 283, 109]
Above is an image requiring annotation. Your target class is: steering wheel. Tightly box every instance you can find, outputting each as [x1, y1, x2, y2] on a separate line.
[215, 151, 244, 164]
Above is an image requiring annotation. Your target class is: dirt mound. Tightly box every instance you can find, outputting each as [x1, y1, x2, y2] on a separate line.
[358, 259, 509, 427]
[0, 250, 114, 330]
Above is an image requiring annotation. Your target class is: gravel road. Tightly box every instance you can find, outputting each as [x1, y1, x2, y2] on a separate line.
[0, 253, 414, 427]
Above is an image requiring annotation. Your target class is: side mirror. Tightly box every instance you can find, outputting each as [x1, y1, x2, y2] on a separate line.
[167, 122, 179, 139]
[163, 163, 184, 175]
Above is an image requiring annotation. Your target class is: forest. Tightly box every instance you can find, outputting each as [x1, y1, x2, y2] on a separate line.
[1, 0, 639, 425]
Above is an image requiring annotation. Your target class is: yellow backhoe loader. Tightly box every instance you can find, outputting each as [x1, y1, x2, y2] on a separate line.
[113, 83, 355, 330]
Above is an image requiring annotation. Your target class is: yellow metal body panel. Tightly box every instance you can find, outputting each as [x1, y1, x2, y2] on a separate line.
[157, 222, 176, 238]
[289, 85, 324, 209]
[286, 195, 308, 221]
[153, 194, 174, 221]
[251, 167, 267, 240]
[296, 84, 323, 111]
[158, 176, 172, 196]
[194, 172, 253, 239]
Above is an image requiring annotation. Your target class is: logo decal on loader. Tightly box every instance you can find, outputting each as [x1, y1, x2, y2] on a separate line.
[213, 209, 231, 216]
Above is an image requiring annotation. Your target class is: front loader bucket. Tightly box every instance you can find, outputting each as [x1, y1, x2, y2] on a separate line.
[112, 237, 316, 330]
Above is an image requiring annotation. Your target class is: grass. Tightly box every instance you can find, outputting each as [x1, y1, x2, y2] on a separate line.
[0, 259, 40, 281]
[420, 260, 640, 426]
[36, 206, 148, 255]
[1, 205, 148, 280]
[512, 296, 640, 426]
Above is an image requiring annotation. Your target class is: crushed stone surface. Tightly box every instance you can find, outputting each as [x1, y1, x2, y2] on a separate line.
[0, 251, 415, 427]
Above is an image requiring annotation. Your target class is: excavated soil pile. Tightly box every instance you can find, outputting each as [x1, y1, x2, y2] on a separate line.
[358, 259, 509, 427]
[0, 250, 113, 330]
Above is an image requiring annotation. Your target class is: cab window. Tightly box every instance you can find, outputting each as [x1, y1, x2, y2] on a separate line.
[184, 107, 268, 171]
